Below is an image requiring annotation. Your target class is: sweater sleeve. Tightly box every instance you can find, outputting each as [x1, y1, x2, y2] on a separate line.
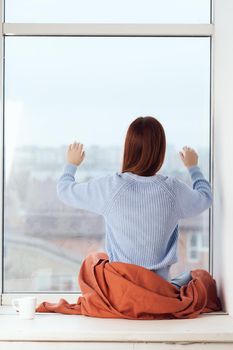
[57, 163, 114, 215]
[174, 166, 213, 219]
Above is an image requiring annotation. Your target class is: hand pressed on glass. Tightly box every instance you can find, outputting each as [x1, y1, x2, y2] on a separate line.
[179, 146, 198, 169]
[67, 141, 85, 166]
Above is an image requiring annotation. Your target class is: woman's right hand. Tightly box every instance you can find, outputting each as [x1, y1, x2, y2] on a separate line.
[179, 146, 198, 168]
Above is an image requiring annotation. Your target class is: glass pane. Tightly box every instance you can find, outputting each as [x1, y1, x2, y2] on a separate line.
[4, 37, 210, 292]
[5, 0, 211, 24]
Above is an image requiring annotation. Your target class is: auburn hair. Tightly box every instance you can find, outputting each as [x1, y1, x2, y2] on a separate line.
[122, 116, 166, 176]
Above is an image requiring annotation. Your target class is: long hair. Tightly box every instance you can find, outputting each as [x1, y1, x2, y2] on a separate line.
[122, 116, 166, 176]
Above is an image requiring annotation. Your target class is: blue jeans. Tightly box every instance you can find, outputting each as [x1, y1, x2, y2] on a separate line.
[171, 271, 192, 289]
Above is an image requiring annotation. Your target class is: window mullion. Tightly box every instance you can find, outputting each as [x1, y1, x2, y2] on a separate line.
[3, 23, 213, 37]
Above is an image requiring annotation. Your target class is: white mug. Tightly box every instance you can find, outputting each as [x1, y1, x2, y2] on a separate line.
[12, 297, 37, 319]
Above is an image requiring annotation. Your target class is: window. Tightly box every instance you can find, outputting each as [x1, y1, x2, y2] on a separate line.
[187, 232, 202, 263]
[5, 0, 211, 24]
[1, 2, 213, 296]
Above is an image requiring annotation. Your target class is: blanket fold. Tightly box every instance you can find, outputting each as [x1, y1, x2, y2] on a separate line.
[36, 252, 221, 319]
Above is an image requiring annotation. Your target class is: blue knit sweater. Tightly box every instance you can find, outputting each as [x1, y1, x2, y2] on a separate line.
[57, 164, 212, 281]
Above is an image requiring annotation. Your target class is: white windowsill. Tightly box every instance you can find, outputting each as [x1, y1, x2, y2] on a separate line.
[0, 307, 231, 344]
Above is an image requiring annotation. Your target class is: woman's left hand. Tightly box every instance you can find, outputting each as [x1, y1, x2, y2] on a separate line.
[67, 142, 85, 166]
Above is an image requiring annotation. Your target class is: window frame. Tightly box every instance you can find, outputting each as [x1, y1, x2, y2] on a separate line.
[0, 0, 215, 305]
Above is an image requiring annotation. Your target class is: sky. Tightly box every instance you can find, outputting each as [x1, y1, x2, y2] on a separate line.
[5, 37, 210, 153]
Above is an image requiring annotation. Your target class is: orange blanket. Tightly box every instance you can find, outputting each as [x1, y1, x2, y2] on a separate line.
[36, 253, 221, 319]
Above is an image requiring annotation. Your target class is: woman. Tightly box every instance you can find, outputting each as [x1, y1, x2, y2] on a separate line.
[57, 116, 212, 288]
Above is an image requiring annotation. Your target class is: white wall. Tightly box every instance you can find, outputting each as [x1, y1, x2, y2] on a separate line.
[213, 0, 233, 314]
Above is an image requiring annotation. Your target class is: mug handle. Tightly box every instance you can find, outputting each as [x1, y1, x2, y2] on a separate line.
[12, 299, 19, 312]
